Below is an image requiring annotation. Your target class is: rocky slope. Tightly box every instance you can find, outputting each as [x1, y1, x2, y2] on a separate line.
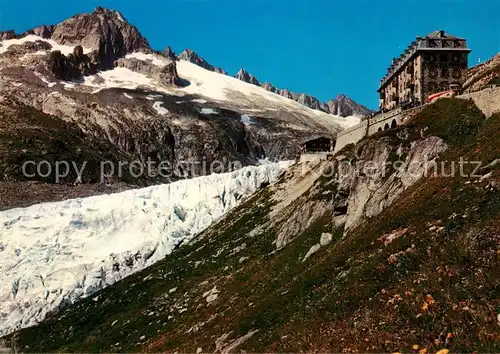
[4, 98, 498, 352]
[0, 7, 358, 208]
[235, 68, 260, 86]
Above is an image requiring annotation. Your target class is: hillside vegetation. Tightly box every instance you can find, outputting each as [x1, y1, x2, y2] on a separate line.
[5, 98, 499, 352]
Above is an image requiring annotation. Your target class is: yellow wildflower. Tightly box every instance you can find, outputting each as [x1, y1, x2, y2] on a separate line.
[436, 349, 449, 354]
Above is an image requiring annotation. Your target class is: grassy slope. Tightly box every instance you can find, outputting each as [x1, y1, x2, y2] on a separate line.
[8, 99, 500, 352]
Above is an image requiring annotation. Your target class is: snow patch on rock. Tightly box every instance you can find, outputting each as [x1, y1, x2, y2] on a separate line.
[153, 101, 168, 115]
[240, 114, 256, 126]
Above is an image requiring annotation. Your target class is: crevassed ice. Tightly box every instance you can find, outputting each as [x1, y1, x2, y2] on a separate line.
[0, 161, 293, 336]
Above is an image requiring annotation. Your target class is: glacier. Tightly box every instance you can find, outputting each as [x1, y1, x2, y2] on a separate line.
[0, 161, 292, 336]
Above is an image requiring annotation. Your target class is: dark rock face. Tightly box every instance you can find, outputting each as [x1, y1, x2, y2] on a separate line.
[159, 62, 182, 86]
[50, 7, 151, 69]
[235, 68, 260, 86]
[162, 46, 177, 61]
[48, 47, 98, 81]
[48, 51, 79, 80]
[22, 25, 54, 39]
[178, 49, 226, 74]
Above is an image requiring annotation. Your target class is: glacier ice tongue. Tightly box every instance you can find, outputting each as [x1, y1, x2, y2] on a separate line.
[0, 161, 293, 336]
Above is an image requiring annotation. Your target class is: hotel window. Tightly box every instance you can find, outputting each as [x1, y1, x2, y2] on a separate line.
[440, 53, 448, 62]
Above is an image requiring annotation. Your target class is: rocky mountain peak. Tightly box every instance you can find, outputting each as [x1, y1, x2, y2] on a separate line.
[162, 46, 177, 60]
[262, 82, 277, 93]
[258, 79, 371, 117]
[49, 7, 151, 69]
[178, 49, 226, 74]
[326, 94, 372, 117]
[0, 30, 16, 40]
[235, 68, 260, 86]
[178, 49, 198, 62]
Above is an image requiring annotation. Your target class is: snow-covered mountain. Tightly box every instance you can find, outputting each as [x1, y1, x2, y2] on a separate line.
[0, 7, 359, 199]
[0, 161, 292, 336]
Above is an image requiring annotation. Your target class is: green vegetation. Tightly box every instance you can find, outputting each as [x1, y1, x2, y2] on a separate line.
[409, 98, 486, 147]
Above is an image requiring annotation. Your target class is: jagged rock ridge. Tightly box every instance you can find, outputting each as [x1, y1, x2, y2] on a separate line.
[0, 6, 350, 202]
[4, 5, 370, 117]
[178, 49, 226, 74]
[234, 68, 372, 117]
[235, 68, 260, 86]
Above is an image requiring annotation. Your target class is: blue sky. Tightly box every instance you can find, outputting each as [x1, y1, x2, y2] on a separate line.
[1, 0, 499, 108]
